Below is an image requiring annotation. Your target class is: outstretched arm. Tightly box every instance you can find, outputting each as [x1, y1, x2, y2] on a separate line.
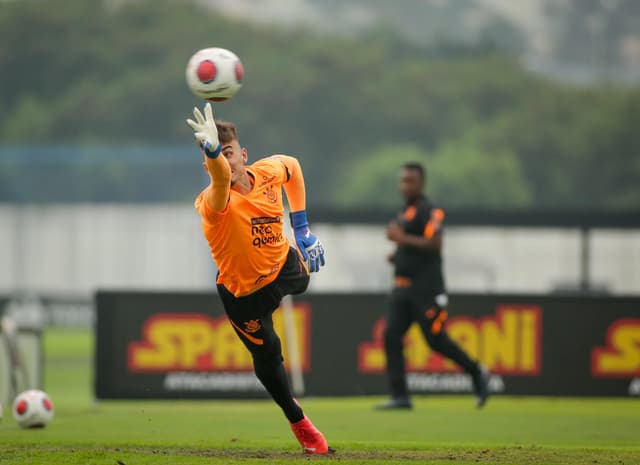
[272, 155, 326, 273]
[273, 155, 306, 212]
[186, 103, 230, 211]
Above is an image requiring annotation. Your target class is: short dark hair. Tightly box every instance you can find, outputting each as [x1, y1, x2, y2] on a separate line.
[403, 161, 425, 181]
[215, 121, 239, 144]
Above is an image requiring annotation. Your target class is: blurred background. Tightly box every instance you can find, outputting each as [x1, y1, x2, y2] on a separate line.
[1, 0, 639, 320]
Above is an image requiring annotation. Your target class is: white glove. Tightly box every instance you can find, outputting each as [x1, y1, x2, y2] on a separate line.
[186, 102, 220, 157]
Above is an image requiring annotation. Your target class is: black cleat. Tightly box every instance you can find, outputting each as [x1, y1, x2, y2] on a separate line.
[472, 365, 490, 408]
[374, 397, 413, 410]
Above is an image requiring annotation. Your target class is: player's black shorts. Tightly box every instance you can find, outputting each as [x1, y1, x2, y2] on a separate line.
[216, 247, 309, 353]
[389, 287, 450, 336]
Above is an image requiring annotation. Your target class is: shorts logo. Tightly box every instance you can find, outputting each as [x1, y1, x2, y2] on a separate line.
[230, 320, 264, 345]
[244, 319, 261, 333]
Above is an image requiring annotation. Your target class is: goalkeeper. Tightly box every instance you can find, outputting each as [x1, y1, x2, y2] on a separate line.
[186, 103, 331, 454]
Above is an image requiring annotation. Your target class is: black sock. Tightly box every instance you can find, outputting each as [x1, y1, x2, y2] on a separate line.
[254, 357, 304, 423]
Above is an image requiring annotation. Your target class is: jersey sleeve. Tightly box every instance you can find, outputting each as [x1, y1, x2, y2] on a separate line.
[194, 187, 229, 221]
[266, 154, 306, 212]
[423, 207, 445, 239]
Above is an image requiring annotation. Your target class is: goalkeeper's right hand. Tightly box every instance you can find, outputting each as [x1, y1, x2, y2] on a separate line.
[186, 102, 221, 158]
[290, 210, 326, 273]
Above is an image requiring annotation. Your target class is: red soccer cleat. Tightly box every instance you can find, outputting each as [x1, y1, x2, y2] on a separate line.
[290, 415, 331, 454]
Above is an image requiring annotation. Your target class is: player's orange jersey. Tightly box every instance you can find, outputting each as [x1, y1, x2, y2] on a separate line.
[195, 156, 293, 297]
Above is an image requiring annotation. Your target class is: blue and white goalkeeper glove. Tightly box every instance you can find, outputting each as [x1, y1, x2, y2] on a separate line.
[290, 210, 325, 273]
[186, 102, 221, 158]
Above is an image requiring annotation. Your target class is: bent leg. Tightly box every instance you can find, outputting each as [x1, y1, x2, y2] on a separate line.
[218, 283, 303, 423]
[417, 296, 480, 375]
[251, 315, 304, 422]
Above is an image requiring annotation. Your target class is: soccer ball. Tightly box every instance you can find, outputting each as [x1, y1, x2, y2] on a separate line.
[12, 389, 54, 428]
[185, 47, 244, 101]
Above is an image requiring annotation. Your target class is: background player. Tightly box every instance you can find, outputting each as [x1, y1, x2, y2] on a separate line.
[376, 161, 490, 410]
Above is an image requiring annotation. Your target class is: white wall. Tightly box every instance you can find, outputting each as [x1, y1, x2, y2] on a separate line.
[311, 225, 588, 294]
[0, 205, 638, 297]
[0, 204, 215, 295]
[590, 230, 640, 294]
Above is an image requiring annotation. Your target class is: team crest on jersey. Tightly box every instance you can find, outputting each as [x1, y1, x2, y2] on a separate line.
[263, 185, 278, 203]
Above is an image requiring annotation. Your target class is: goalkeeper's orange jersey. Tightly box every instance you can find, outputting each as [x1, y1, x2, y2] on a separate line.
[195, 156, 294, 297]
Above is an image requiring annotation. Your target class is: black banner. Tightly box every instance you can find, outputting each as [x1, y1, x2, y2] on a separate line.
[95, 291, 640, 399]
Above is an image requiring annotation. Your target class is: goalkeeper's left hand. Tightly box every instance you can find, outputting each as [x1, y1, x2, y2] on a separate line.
[290, 210, 325, 273]
[186, 102, 221, 158]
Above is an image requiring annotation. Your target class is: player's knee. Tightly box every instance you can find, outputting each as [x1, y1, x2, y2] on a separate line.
[251, 346, 283, 367]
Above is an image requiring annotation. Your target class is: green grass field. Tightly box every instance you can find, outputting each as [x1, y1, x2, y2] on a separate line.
[1, 329, 639, 465]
